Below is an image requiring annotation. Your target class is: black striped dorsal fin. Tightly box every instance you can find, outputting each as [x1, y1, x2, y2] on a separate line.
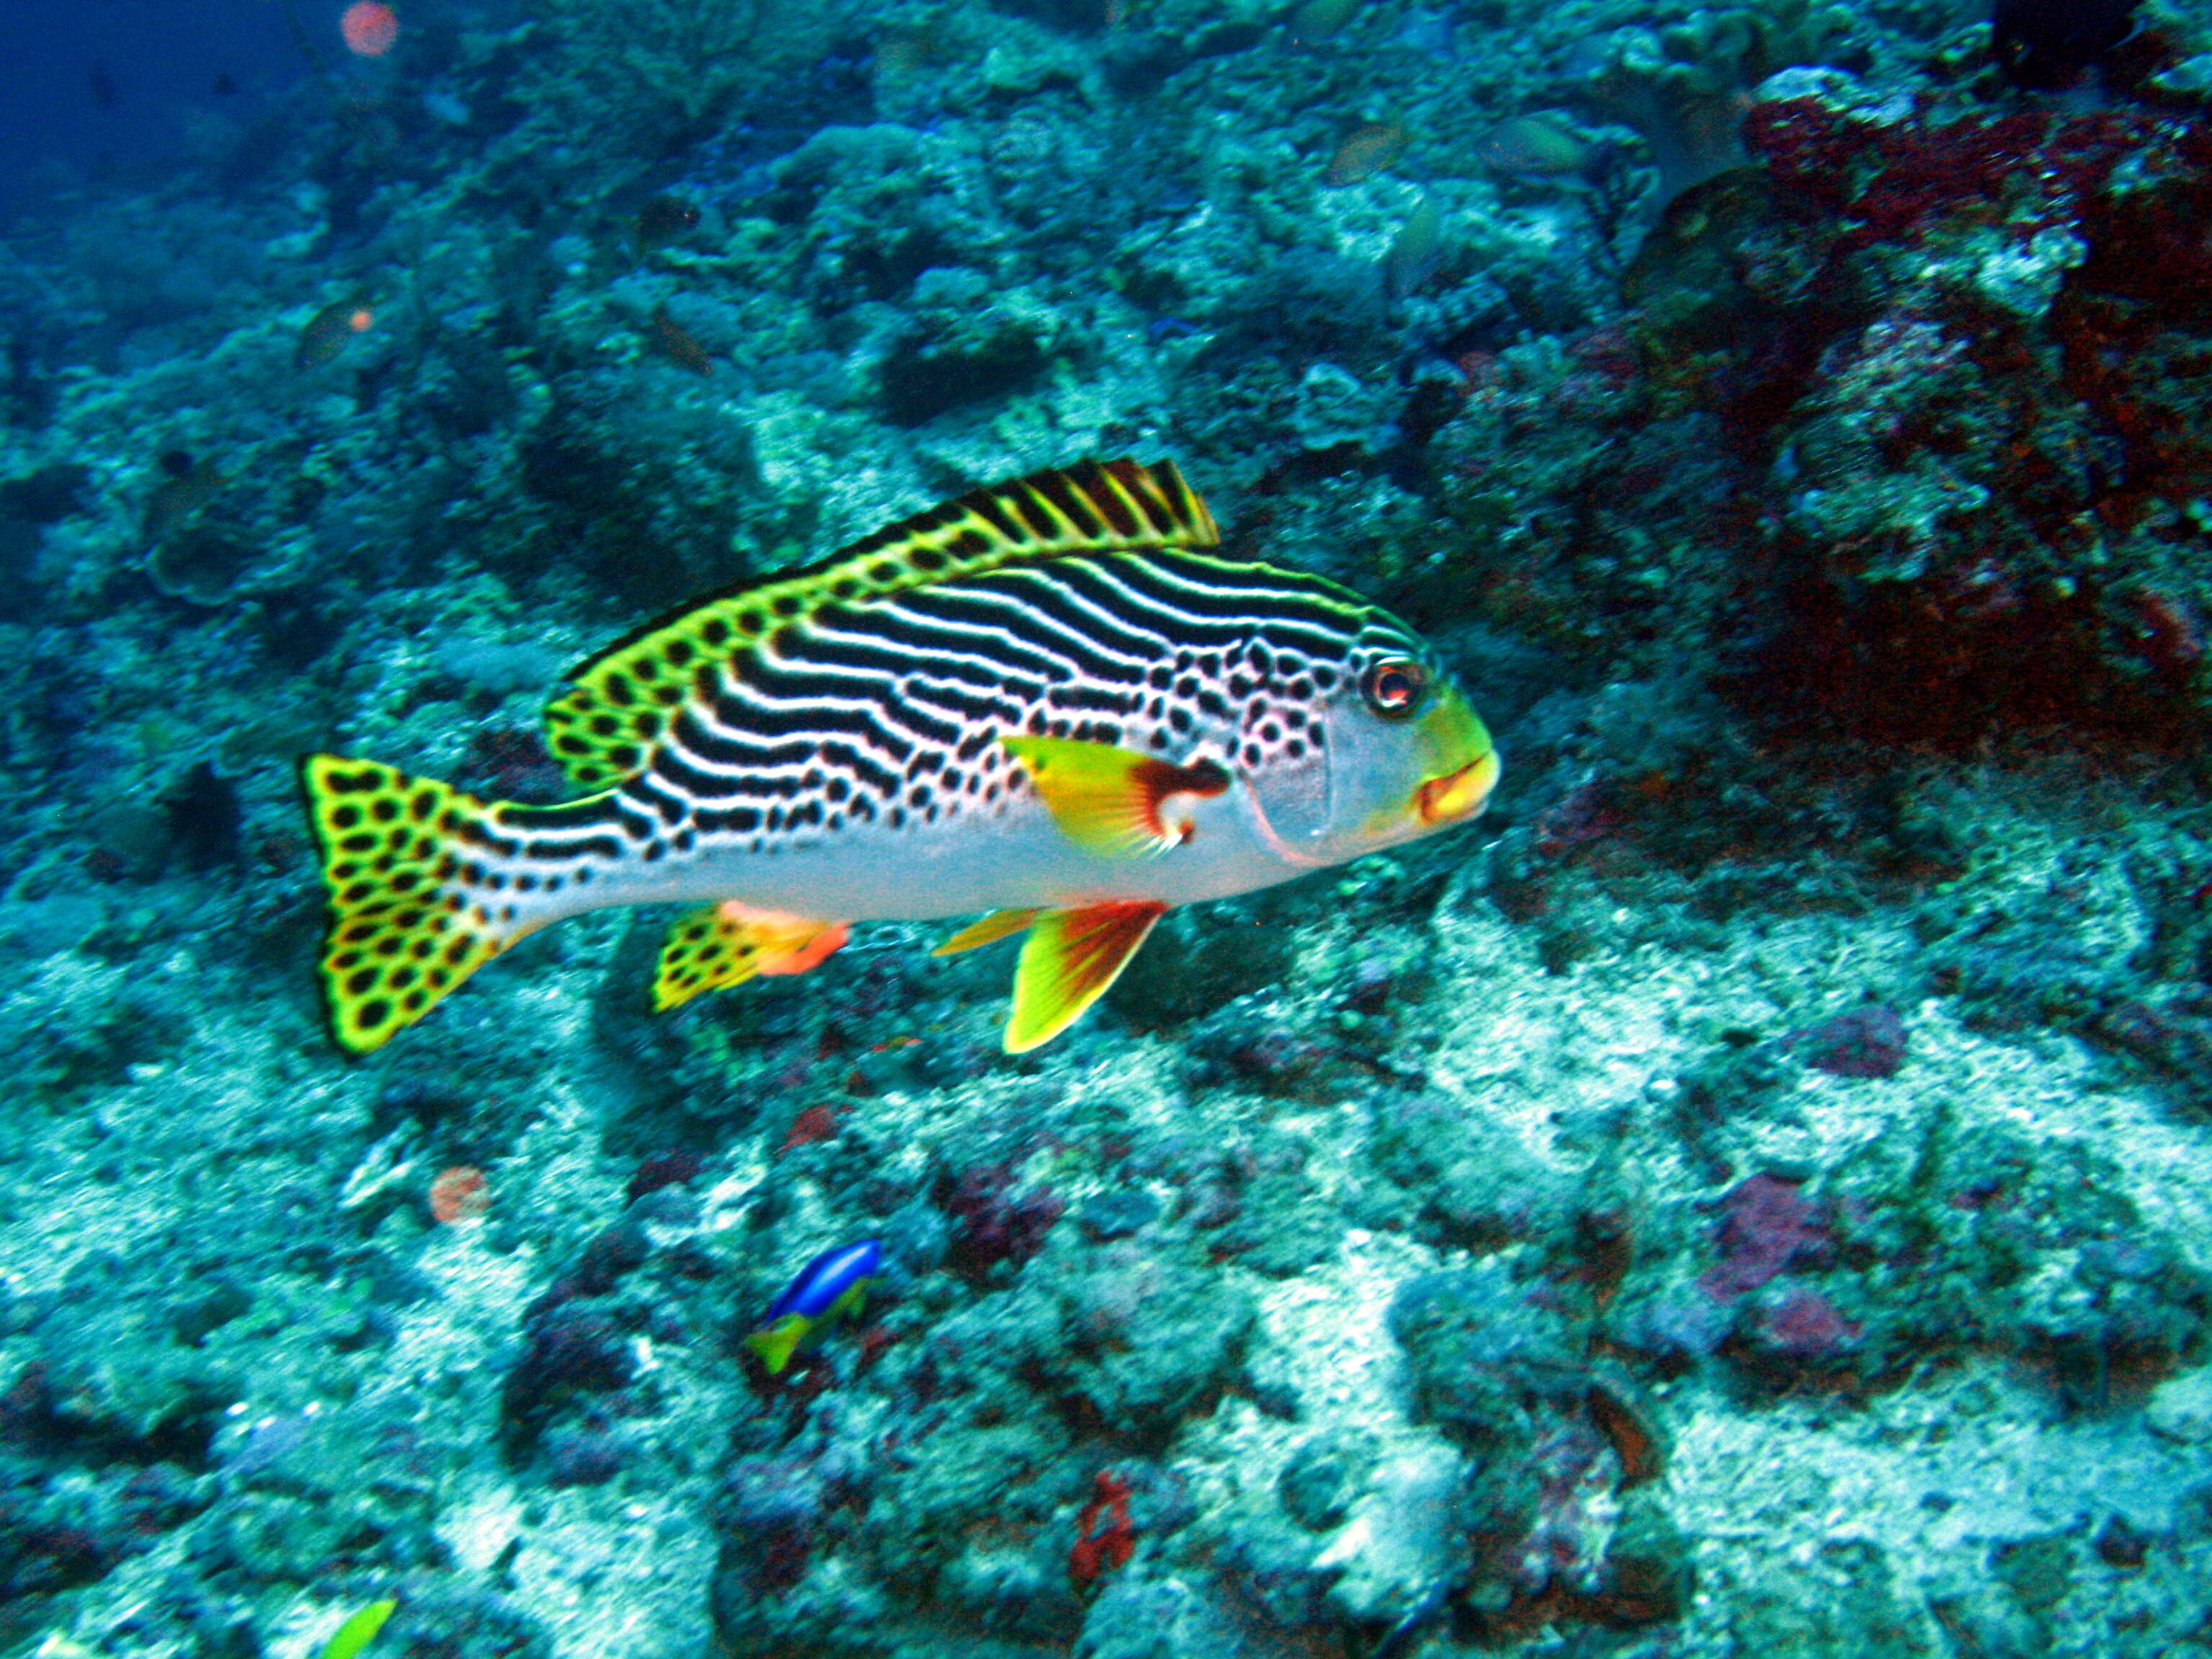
[541, 457, 1219, 792]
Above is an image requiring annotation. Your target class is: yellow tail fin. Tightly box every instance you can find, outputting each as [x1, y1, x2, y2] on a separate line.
[298, 755, 507, 1055]
[745, 1314, 811, 1375]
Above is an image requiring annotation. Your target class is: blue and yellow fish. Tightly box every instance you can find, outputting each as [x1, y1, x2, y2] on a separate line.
[299, 459, 1499, 1054]
[749, 1238, 882, 1374]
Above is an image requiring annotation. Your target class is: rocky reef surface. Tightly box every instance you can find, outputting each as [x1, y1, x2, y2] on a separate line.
[5, 0, 2212, 1654]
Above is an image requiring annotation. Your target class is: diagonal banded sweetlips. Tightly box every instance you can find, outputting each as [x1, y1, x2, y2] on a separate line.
[299, 458, 1500, 1056]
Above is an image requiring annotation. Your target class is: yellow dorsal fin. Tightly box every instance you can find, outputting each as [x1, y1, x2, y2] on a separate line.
[654, 902, 850, 1012]
[933, 908, 1044, 956]
[1005, 901, 1166, 1053]
[542, 458, 1218, 792]
[1001, 736, 1231, 860]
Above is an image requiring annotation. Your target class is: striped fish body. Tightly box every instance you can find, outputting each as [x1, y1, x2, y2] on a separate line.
[301, 459, 1498, 1055]
[457, 550, 1391, 921]
[503, 759, 1305, 922]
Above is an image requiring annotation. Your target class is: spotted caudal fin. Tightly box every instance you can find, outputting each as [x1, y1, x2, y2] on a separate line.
[1005, 901, 1166, 1053]
[653, 902, 850, 1012]
[299, 755, 511, 1056]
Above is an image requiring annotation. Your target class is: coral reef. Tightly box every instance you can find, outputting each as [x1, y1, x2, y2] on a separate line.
[1577, 0, 1858, 207]
[6, 0, 2212, 1652]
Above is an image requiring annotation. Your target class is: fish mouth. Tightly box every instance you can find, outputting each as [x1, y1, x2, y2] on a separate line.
[1415, 747, 1500, 826]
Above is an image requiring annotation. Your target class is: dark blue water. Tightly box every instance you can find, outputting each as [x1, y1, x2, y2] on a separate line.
[0, 0, 309, 219]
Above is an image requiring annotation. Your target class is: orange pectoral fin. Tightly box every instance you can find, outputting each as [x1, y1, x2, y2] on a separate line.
[1004, 900, 1166, 1053]
[1001, 735, 1230, 859]
[654, 903, 849, 1011]
[933, 908, 1044, 956]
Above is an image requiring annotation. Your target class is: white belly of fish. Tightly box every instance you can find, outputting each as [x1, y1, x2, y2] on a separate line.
[570, 783, 1300, 925]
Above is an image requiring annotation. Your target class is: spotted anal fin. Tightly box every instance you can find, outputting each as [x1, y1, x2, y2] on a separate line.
[543, 458, 1219, 793]
[300, 755, 512, 1056]
[1001, 737, 1231, 859]
[1005, 901, 1167, 1053]
[932, 908, 1043, 956]
[654, 902, 851, 1012]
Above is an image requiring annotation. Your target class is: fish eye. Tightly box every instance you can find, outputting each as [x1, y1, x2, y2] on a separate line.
[1361, 658, 1427, 719]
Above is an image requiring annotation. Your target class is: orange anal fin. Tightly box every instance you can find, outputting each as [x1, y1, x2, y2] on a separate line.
[655, 902, 849, 1012]
[1004, 900, 1166, 1053]
[757, 919, 849, 976]
[1001, 736, 1230, 860]
[933, 908, 1044, 956]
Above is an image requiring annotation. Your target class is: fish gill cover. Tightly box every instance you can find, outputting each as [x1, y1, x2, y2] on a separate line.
[4, 0, 2212, 1655]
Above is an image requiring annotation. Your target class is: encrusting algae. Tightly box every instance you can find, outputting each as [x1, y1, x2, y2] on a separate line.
[299, 459, 1498, 1056]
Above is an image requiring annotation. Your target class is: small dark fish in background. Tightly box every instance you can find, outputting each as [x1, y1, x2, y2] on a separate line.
[1288, 0, 1360, 45]
[647, 303, 713, 374]
[1325, 122, 1407, 186]
[1992, 0, 2141, 90]
[876, 22, 951, 77]
[212, 71, 240, 97]
[143, 450, 225, 544]
[163, 762, 243, 871]
[1384, 192, 1442, 297]
[296, 297, 373, 370]
[1475, 112, 1599, 179]
[87, 61, 118, 109]
[635, 194, 701, 256]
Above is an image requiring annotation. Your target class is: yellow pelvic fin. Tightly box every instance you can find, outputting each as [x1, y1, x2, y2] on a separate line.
[933, 908, 1043, 956]
[1000, 736, 1231, 860]
[1005, 901, 1167, 1053]
[654, 902, 850, 1012]
[300, 755, 512, 1056]
[746, 1313, 813, 1375]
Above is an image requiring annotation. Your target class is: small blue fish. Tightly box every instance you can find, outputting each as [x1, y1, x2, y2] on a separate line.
[748, 1239, 882, 1374]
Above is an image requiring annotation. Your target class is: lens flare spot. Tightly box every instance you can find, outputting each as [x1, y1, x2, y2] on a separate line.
[341, 1, 400, 58]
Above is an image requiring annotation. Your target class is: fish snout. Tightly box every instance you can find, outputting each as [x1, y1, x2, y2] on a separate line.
[1415, 745, 1500, 826]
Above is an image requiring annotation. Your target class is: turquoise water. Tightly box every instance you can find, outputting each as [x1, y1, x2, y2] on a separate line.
[3, 1, 2211, 1654]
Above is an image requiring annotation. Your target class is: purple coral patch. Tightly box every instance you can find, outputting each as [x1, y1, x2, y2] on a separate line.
[1748, 1285, 1861, 1361]
[940, 1162, 1064, 1277]
[1699, 1174, 1828, 1300]
[1789, 1004, 1907, 1079]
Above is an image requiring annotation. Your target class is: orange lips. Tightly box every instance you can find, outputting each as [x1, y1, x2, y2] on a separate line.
[1416, 747, 1501, 825]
